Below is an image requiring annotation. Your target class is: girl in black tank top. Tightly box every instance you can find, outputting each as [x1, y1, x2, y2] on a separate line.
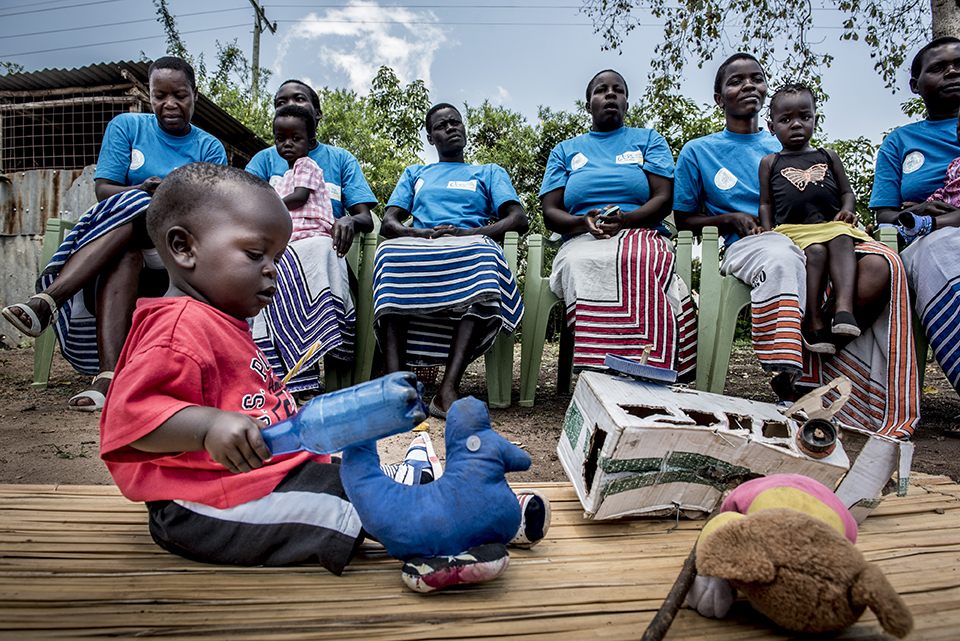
[758, 84, 869, 355]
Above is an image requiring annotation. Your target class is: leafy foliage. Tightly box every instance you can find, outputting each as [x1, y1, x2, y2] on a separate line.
[1, 61, 24, 75]
[580, 0, 939, 106]
[316, 67, 431, 211]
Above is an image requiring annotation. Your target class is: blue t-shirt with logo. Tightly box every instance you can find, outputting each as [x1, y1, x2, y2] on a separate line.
[387, 163, 520, 229]
[673, 128, 781, 245]
[869, 117, 960, 208]
[539, 127, 674, 234]
[94, 113, 226, 185]
[245, 143, 377, 219]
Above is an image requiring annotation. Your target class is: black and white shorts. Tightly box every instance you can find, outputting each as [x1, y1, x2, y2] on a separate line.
[147, 460, 363, 575]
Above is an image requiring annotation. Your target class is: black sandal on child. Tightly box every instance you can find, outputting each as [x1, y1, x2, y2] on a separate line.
[831, 311, 861, 338]
[802, 327, 836, 355]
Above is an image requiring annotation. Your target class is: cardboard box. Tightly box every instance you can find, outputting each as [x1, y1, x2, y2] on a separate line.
[558, 372, 850, 520]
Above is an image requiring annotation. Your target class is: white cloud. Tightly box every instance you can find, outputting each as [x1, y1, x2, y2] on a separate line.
[493, 86, 510, 105]
[274, 0, 447, 92]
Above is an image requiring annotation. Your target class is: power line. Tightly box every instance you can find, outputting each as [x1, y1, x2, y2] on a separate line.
[1, 8, 248, 40]
[0, 23, 251, 58]
[1, 0, 89, 11]
[267, 3, 582, 7]
[0, 0, 124, 19]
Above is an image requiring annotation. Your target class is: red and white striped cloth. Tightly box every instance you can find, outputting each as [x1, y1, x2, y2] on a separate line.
[549, 229, 697, 378]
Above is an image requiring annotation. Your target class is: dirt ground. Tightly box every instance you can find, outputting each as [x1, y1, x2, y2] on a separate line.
[1, 342, 959, 486]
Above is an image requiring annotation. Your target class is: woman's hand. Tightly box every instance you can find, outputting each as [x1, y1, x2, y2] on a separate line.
[430, 225, 468, 238]
[331, 217, 355, 257]
[596, 206, 624, 237]
[583, 208, 608, 238]
[833, 210, 858, 225]
[726, 212, 762, 237]
[137, 176, 163, 196]
[902, 200, 957, 218]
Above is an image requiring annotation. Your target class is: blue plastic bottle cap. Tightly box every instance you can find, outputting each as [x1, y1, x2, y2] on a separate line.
[466, 435, 481, 452]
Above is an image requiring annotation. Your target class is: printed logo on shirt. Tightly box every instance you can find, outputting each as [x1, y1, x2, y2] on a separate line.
[414, 178, 425, 194]
[268, 175, 282, 188]
[447, 180, 477, 191]
[903, 151, 925, 174]
[714, 167, 738, 191]
[571, 153, 588, 171]
[616, 150, 644, 165]
[328, 183, 342, 201]
[130, 149, 145, 171]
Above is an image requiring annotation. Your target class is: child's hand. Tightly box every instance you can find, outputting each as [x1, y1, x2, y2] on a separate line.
[203, 412, 273, 474]
[834, 210, 858, 225]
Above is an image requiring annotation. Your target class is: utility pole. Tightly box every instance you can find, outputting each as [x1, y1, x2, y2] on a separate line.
[248, 0, 276, 104]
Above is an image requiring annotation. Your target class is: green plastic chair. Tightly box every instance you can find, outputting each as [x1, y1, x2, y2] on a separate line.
[694, 227, 752, 394]
[519, 229, 694, 407]
[31, 219, 74, 389]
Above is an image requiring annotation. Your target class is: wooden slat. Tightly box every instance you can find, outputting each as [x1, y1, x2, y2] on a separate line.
[1, 476, 959, 639]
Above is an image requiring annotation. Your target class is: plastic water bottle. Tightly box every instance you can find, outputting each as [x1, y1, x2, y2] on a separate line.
[261, 371, 427, 455]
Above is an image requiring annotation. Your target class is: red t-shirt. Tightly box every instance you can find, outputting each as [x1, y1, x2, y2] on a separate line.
[100, 297, 328, 508]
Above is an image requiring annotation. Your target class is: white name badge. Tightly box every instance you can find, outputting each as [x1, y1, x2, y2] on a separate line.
[903, 151, 925, 175]
[447, 180, 477, 191]
[130, 149, 145, 171]
[571, 153, 588, 171]
[328, 183, 342, 201]
[616, 150, 644, 165]
[714, 167, 738, 191]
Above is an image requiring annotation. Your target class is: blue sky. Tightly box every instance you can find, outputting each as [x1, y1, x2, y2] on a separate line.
[0, 0, 925, 160]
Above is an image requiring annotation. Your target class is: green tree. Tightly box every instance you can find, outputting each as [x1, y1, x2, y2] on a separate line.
[581, 0, 960, 104]
[316, 67, 430, 210]
[1, 61, 24, 75]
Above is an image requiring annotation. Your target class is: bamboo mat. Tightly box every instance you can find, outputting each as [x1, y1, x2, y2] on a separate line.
[1, 476, 959, 640]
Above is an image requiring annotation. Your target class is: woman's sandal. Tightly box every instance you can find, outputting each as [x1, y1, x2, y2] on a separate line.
[2, 293, 57, 338]
[68, 371, 114, 413]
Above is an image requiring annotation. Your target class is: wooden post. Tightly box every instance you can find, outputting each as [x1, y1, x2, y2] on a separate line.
[248, 0, 276, 106]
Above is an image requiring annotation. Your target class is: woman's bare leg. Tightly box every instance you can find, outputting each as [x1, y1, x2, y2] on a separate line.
[69, 246, 142, 408]
[434, 318, 480, 413]
[6, 224, 135, 331]
[381, 315, 408, 374]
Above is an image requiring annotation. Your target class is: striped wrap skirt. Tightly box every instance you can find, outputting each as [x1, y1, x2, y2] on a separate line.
[372, 235, 522, 366]
[548, 229, 697, 378]
[37, 190, 152, 375]
[900, 226, 960, 395]
[251, 236, 355, 393]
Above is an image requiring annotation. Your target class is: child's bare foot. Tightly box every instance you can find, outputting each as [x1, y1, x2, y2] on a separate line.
[68, 371, 113, 412]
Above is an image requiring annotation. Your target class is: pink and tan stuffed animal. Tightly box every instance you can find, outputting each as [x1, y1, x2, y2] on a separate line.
[687, 474, 913, 637]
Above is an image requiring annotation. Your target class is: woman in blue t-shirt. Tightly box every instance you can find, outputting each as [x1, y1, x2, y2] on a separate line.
[375, 103, 528, 418]
[2, 57, 226, 410]
[244, 80, 377, 396]
[872, 37, 960, 398]
[538, 69, 696, 378]
[672, 52, 916, 441]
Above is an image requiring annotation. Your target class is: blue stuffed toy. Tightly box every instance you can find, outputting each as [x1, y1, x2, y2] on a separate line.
[340, 396, 549, 592]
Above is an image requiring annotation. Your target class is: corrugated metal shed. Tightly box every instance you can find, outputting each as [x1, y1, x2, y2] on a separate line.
[0, 60, 267, 163]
